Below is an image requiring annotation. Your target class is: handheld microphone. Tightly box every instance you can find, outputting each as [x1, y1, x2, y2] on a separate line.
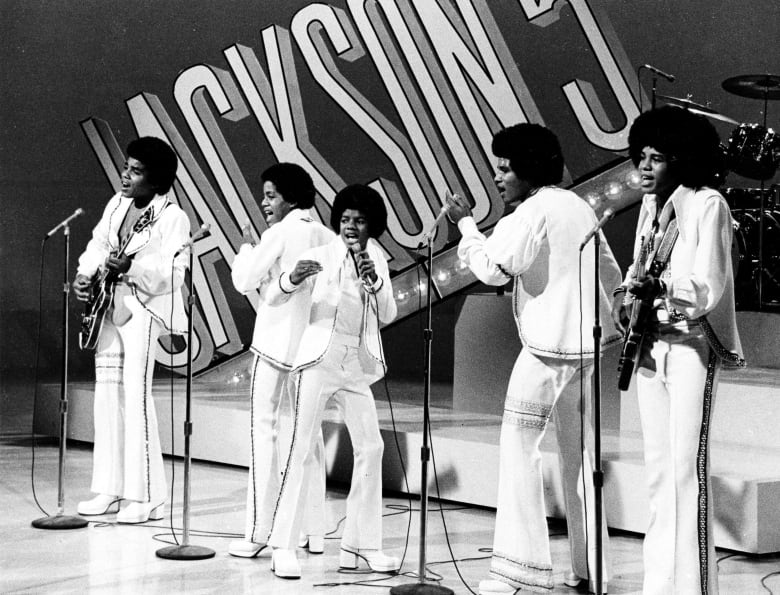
[45, 208, 85, 238]
[579, 208, 615, 251]
[641, 63, 675, 82]
[175, 223, 211, 257]
[349, 240, 370, 283]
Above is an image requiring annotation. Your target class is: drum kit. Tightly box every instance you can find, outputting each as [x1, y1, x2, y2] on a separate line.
[659, 74, 780, 309]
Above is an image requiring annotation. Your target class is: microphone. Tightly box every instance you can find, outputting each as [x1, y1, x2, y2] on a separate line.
[45, 208, 84, 238]
[421, 203, 451, 244]
[175, 223, 211, 257]
[641, 63, 675, 82]
[349, 240, 370, 283]
[579, 208, 615, 251]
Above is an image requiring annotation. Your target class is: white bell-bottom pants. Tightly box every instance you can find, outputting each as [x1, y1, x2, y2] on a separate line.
[637, 333, 719, 595]
[490, 348, 609, 592]
[245, 355, 326, 543]
[91, 306, 165, 504]
[267, 338, 384, 551]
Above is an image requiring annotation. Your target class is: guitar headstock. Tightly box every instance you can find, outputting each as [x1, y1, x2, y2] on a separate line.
[134, 208, 153, 233]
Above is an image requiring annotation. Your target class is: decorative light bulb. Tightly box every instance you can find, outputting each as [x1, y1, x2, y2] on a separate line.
[604, 181, 623, 199]
[585, 192, 601, 207]
[435, 269, 452, 285]
[625, 168, 643, 190]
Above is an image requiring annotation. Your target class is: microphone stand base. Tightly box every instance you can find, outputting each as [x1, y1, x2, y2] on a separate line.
[390, 583, 455, 595]
[156, 544, 216, 561]
[31, 514, 88, 530]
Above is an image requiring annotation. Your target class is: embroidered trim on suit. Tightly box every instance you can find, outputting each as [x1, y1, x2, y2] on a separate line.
[267, 370, 304, 543]
[96, 351, 123, 385]
[699, 316, 746, 369]
[490, 549, 554, 592]
[250, 346, 293, 371]
[502, 400, 552, 430]
[502, 410, 549, 430]
[141, 314, 154, 503]
[248, 355, 260, 543]
[697, 349, 717, 594]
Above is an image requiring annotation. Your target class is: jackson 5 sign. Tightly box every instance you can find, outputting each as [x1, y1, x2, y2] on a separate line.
[80, 0, 642, 373]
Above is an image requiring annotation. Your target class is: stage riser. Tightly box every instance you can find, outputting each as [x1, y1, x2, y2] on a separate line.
[37, 382, 780, 554]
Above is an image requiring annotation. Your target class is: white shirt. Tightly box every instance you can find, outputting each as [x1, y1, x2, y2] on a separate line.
[623, 186, 744, 367]
[457, 186, 623, 358]
[333, 251, 364, 339]
[77, 192, 190, 334]
[231, 208, 334, 368]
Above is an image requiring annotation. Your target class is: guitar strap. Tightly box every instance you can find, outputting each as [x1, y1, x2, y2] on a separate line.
[648, 217, 679, 278]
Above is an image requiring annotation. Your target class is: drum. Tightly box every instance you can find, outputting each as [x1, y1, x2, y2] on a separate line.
[732, 208, 780, 306]
[722, 187, 765, 210]
[726, 124, 780, 180]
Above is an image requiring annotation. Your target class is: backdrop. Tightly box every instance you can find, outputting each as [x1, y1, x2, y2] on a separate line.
[2, 0, 778, 383]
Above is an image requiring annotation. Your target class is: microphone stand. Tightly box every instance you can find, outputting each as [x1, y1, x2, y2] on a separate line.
[591, 233, 605, 594]
[391, 236, 453, 595]
[156, 246, 215, 560]
[32, 224, 88, 530]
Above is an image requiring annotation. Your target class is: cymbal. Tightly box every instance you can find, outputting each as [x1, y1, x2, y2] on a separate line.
[687, 107, 739, 125]
[657, 94, 739, 125]
[657, 94, 715, 112]
[722, 74, 780, 100]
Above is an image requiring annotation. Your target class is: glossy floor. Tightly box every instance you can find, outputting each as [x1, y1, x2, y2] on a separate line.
[2, 384, 779, 594]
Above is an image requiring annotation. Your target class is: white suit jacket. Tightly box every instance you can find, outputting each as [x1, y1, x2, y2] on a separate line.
[623, 186, 744, 367]
[77, 192, 190, 334]
[457, 186, 623, 358]
[231, 208, 334, 368]
[266, 235, 397, 384]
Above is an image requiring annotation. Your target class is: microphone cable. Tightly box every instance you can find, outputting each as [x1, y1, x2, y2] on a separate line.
[29, 238, 51, 517]
[165, 256, 179, 545]
[313, 245, 415, 589]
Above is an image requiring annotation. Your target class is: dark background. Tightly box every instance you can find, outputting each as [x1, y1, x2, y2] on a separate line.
[2, 0, 778, 392]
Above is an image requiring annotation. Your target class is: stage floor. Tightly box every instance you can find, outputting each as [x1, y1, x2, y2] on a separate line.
[32, 361, 780, 557]
[4, 431, 780, 594]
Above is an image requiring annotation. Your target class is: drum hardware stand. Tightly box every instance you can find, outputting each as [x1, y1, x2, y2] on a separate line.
[756, 87, 772, 307]
[722, 74, 780, 308]
[391, 235, 453, 595]
[32, 223, 89, 530]
[156, 244, 215, 561]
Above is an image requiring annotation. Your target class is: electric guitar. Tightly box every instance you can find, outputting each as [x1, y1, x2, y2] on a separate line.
[616, 236, 653, 391]
[78, 208, 153, 350]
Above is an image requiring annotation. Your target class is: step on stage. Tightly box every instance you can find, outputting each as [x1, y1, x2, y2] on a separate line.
[38, 339, 780, 556]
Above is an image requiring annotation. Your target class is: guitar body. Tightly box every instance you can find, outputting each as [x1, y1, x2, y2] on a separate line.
[617, 295, 653, 391]
[79, 273, 117, 350]
[77, 207, 154, 351]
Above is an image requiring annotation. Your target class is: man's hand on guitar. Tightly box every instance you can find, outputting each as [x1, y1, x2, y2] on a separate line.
[611, 292, 628, 335]
[628, 274, 666, 301]
[106, 254, 132, 276]
[73, 274, 92, 302]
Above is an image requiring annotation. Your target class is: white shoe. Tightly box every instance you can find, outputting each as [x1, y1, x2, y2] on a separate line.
[228, 539, 267, 558]
[563, 571, 607, 593]
[339, 548, 400, 573]
[271, 549, 301, 579]
[116, 501, 165, 524]
[77, 494, 121, 516]
[298, 534, 324, 554]
[478, 579, 518, 594]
